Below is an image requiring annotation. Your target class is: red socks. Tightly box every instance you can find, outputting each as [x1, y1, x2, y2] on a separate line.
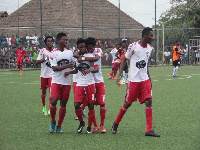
[41, 94, 46, 106]
[57, 106, 66, 127]
[113, 71, 117, 78]
[75, 108, 83, 122]
[115, 105, 127, 124]
[50, 104, 57, 123]
[92, 110, 98, 127]
[88, 109, 95, 127]
[100, 106, 106, 126]
[146, 107, 152, 132]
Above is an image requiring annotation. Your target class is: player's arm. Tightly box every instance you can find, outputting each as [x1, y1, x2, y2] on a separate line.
[116, 57, 127, 87]
[147, 66, 152, 87]
[115, 51, 120, 60]
[81, 64, 99, 75]
[64, 68, 78, 77]
[52, 62, 74, 71]
[35, 57, 46, 65]
[77, 54, 100, 63]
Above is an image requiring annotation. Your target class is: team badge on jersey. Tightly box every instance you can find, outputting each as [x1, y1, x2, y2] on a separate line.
[136, 60, 146, 69]
[57, 59, 69, 66]
[146, 52, 150, 57]
[78, 62, 90, 71]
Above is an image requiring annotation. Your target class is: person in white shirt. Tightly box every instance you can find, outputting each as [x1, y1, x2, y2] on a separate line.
[77, 37, 107, 133]
[107, 44, 120, 79]
[36, 36, 54, 115]
[164, 49, 171, 65]
[112, 27, 160, 137]
[64, 38, 99, 134]
[48, 32, 74, 134]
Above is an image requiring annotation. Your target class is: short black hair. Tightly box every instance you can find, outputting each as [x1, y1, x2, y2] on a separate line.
[86, 37, 96, 47]
[142, 27, 153, 38]
[56, 32, 66, 41]
[76, 38, 86, 46]
[122, 40, 127, 43]
[44, 36, 54, 44]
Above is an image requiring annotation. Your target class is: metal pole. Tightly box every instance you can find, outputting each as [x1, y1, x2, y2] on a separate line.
[82, 0, 84, 38]
[187, 0, 190, 65]
[18, 0, 19, 35]
[162, 23, 165, 61]
[40, 0, 43, 39]
[154, 0, 157, 66]
[118, 0, 120, 43]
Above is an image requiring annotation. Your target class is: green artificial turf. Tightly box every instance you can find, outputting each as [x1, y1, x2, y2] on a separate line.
[0, 66, 199, 150]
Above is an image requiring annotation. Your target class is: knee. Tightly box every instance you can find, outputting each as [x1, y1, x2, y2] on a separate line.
[145, 99, 152, 107]
[51, 98, 57, 106]
[123, 103, 131, 109]
[88, 103, 94, 110]
[74, 103, 81, 110]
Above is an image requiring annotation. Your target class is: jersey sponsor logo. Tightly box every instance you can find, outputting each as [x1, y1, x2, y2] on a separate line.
[46, 61, 52, 68]
[78, 62, 90, 71]
[136, 60, 146, 69]
[57, 59, 69, 66]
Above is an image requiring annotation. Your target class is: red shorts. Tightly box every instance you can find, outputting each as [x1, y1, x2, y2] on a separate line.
[124, 79, 152, 104]
[73, 82, 77, 93]
[17, 59, 23, 66]
[112, 62, 119, 70]
[74, 84, 95, 105]
[40, 77, 52, 90]
[95, 82, 105, 105]
[50, 83, 71, 101]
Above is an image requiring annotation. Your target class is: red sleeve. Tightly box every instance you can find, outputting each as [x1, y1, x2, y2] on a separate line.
[24, 51, 28, 57]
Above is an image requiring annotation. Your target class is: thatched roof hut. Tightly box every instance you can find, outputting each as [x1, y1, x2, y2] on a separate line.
[0, 0, 144, 40]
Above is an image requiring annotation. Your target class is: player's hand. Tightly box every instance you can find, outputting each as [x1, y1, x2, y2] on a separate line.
[116, 77, 121, 87]
[66, 62, 74, 69]
[81, 69, 91, 76]
[64, 72, 70, 77]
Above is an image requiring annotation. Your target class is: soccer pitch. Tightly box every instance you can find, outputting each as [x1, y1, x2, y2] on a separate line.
[0, 66, 199, 150]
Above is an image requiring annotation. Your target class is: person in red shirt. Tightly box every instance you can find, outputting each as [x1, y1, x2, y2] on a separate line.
[15, 44, 27, 75]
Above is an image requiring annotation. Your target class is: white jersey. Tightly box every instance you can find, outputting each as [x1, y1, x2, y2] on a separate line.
[110, 48, 119, 63]
[50, 48, 74, 85]
[76, 53, 95, 86]
[125, 41, 153, 82]
[92, 48, 104, 83]
[37, 48, 54, 78]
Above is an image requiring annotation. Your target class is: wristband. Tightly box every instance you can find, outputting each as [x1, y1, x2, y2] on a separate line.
[82, 57, 85, 61]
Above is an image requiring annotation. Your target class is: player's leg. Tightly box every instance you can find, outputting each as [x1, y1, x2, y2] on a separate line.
[40, 78, 48, 115]
[75, 102, 85, 133]
[112, 81, 139, 134]
[56, 85, 71, 133]
[112, 102, 131, 134]
[140, 80, 160, 137]
[49, 83, 59, 133]
[87, 103, 95, 134]
[74, 86, 86, 133]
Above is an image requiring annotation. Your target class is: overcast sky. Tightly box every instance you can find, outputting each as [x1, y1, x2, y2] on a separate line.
[0, 0, 172, 27]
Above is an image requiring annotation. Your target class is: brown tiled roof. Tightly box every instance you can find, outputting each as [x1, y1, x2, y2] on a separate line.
[0, 0, 144, 39]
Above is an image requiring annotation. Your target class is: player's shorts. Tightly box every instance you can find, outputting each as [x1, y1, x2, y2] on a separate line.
[17, 59, 23, 66]
[112, 62, 119, 70]
[50, 83, 71, 101]
[73, 82, 77, 93]
[119, 62, 128, 71]
[74, 84, 95, 105]
[95, 82, 105, 105]
[124, 79, 152, 104]
[173, 59, 181, 66]
[40, 77, 52, 90]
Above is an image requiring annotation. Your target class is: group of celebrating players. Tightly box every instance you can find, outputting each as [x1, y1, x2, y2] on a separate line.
[16, 27, 161, 137]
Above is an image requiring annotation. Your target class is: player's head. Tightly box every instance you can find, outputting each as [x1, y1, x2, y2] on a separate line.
[44, 36, 54, 49]
[18, 44, 23, 49]
[142, 27, 154, 44]
[77, 38, 86, 55]
[56, 32, 67, 47]
[175, 41, 180, 46]
[86, 37, 96, 53]
[121, 40, 127, 49]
